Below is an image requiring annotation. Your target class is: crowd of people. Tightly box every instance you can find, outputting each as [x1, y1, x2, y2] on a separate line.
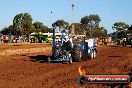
[0, 35, 28, 43]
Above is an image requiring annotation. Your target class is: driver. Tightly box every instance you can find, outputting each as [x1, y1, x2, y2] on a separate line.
[62, 36, 72, 51]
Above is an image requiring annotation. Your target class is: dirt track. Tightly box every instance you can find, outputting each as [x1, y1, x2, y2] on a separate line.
[0, 43, 132, 88]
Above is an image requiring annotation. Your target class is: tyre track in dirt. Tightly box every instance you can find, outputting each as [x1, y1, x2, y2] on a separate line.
[0, 44, 132, 88]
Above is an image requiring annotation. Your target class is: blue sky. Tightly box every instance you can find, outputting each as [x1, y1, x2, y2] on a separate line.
[0, 0, 132, 33]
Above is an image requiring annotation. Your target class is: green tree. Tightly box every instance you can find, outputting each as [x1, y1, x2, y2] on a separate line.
[1, 25, 16, 35]
[33, 22, 52, 33]
[1, 27, 9, 35]
[80, 14, 101, 37]
[112, 22, 129, 38]
[8, 25, 16, 35]
[22, 13, 33, 35]
[128, 25, 132, 34]
[13, 13, 33, 35]
[112, 22, 129, 32]
[33, 22, 45, 32]
[52, 19, 69, 32]
[93, 27, 107, 38]
[30, 25, 35, 33]
[70, 23, 84, 34]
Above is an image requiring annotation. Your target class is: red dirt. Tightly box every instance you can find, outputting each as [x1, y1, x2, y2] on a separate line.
[0, 43, 131, 88]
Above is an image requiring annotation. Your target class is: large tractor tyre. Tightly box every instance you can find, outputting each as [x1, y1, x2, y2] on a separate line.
[72, 45, 82, 62]
[89, 50, 96, 59]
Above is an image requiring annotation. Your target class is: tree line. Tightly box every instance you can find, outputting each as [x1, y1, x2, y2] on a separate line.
[112, 22, 132, 38]
[1, 12, 131, 38]
[1, 13, 52, 36]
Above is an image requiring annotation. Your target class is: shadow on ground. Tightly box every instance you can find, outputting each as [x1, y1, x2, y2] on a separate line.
[28, 55, 77, 64]
[28, 55, 50, 63]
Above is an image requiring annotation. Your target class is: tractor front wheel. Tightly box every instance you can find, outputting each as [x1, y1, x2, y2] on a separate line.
[89, 50, 96, 59]
[69, 57, 72, 64]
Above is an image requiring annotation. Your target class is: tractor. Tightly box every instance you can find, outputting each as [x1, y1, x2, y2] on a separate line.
[47, 26, 97, 64]
[29, 32, 48, 43]
[122, 34, 132, 47]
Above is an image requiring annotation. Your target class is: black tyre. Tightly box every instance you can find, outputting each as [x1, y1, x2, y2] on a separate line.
[72, 45, 82, 62]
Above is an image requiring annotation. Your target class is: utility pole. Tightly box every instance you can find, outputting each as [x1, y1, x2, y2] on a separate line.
[71, 1, 75, 36]
[51, 11, 56, 56]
